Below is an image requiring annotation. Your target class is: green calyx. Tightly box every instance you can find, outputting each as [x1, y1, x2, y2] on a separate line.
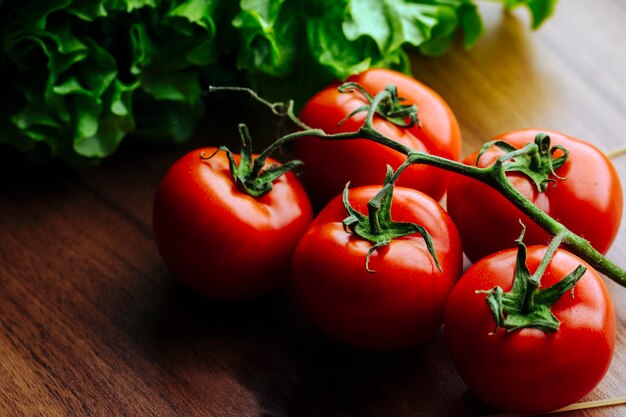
[480, 225, 586, 334]
[478, 132, 569, 192]
[341, 161, 440, 273]
[337, 82, 420, 128]
[203, 124, 303, 197]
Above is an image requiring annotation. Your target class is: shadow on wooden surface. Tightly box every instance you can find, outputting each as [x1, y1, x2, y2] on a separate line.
[140, 277, 489, 417]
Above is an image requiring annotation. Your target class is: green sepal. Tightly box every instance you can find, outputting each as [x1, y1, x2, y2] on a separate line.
[480, 225, 586, 334]
[204, 123, 303, 198]
[337, 82, 420, 128]
[478, 132, 569, 193]
[342, 165, 441, 273]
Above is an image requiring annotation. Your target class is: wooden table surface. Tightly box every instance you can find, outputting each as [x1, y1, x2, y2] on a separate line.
[2, 1, 626, 416]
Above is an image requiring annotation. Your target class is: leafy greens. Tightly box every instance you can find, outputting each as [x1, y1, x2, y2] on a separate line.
[0, 0, 558, 165]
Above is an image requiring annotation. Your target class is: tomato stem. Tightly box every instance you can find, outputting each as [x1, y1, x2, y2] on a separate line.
[476, 133, 568, 192]
[520, 229, 566, 314]
[480, 226, 585, 333]
[342, 163, 442, 273]
[205, 122, 305, 197]
[209, 85, 626, 287]
[338, 82, 420, 128]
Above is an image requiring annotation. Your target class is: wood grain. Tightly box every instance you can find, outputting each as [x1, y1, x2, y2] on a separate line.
[1, 1, 625, 416]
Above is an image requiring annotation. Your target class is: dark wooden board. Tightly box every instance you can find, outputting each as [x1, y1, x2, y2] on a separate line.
[1, 1, 625, 416]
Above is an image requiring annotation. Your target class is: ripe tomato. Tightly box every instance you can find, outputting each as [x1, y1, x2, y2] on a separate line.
[153, 148, 313, 299]
[444, 246, 615, 413]
[295, 68, 461, 204]
[446, 129, 623, 262]
[291, 186, 463, 350]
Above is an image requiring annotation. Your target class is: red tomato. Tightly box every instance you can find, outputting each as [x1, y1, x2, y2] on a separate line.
[291, 186, 463, 350]
[153, 148, 313, 299]
[446, 129, 623, 262]
[295, 68, 461, 204]
[444, 246, 615, 413]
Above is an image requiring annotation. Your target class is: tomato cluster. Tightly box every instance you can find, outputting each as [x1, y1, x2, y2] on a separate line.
[152, 69, 622, 413]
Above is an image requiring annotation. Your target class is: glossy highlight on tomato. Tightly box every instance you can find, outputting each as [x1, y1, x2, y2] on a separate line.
[444, 246, 615, 413]
[291, 186, 463, 350]
[446, 129, 623, 262]
[153, 148, 313, 299]
[295, 68, 461, 204]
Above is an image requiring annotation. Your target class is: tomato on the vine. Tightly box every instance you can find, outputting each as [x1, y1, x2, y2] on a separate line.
[291, 185, 463, 350]
[444, 244, 615, 413]
[153, 146, 313, 299]
[295, 68, 461, 204]
[446, 129, 623, 263]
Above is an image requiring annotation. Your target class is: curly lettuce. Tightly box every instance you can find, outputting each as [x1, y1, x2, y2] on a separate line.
[0, 0, 558, 166]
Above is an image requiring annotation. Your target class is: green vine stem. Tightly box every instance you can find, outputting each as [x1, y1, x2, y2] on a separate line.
[209, 86, 626, 287]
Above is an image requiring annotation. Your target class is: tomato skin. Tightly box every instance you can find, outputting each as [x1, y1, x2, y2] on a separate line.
[444, 246, 615, 413]
[447, 129, 623, 263]
[152, 148, 313, 299]
[295, 68, 461, 204]
[291, 186, 463, 350]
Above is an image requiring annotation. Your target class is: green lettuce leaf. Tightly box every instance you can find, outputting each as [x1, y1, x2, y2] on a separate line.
[503, 0, 558, 29]
[1, 0, 219, 165]
[0, 0, 559, 166]
[233, 0, 297, 77]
